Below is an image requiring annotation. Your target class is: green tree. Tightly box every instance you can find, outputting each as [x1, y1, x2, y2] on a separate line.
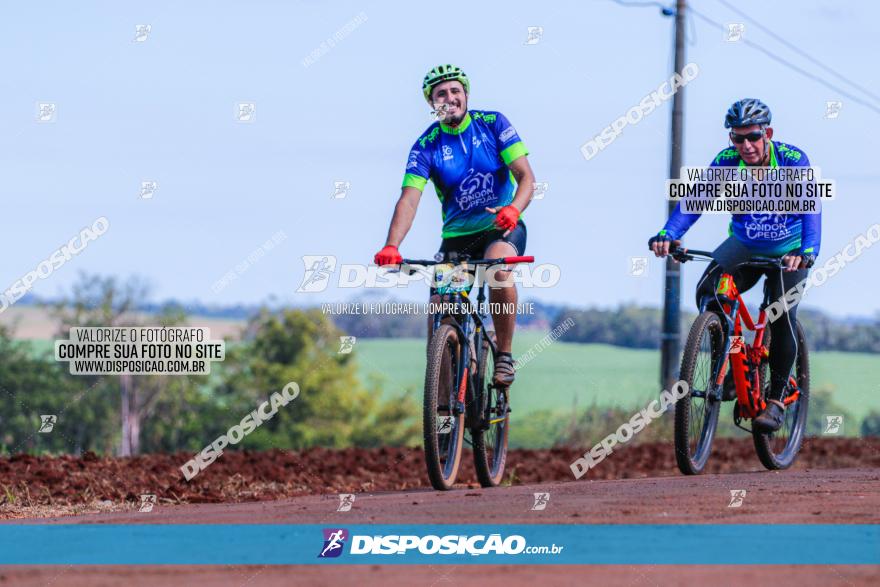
[217, 308, 418, 450]
[0, 325, 118, 455]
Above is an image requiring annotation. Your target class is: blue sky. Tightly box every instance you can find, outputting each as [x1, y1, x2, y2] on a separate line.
[2, 0, 879, 317]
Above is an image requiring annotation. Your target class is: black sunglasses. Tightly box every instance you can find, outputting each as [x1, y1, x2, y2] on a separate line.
[730, 131, 764, 144]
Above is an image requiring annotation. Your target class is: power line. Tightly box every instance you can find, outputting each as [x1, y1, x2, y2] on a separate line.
[609, 0, 672, 11]
[689, 7, 880, 115]
[715, 0, 880, 104]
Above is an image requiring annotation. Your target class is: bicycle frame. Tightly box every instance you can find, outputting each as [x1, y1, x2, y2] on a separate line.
[401, 255, 533, 419]
[432, 285, 496, 416]
[678, 248, 802, 421]
[709, 274, 768, 419]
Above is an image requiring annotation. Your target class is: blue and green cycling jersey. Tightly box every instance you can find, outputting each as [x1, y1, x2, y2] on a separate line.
[661, 140, 822, 257]
[402, 109, 529, 238]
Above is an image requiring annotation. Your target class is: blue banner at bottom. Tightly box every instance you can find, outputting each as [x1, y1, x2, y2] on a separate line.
[0, 524, 876, 565]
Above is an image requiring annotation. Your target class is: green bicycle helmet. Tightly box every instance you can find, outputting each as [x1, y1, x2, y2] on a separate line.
[422, 64, 470, 103]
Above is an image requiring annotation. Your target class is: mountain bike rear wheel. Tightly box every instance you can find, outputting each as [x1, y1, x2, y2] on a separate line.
[753, 320, 810, 470]
[423, 324, 465, 490]
[674, 311, 724, 475]
[472, 331, 509, 487]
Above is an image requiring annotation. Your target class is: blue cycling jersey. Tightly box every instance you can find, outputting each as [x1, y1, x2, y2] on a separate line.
[662, 140, 822, 257]
[402, 110, 529, 238]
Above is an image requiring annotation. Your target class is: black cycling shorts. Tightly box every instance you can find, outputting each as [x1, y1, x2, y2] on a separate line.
[429, 221, 527, 297]
[437, 220, 527, 261]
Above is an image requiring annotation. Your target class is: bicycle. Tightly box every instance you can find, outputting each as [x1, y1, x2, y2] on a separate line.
[399, 254, 534, 490]
[669, 244, 810, 475]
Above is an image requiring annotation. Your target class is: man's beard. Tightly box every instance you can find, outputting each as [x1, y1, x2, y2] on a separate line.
[443, 105, 466, 125]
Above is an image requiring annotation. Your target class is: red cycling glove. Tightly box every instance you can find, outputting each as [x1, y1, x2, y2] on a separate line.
[374, 245, 402, 266]
[491, 205, 520, 231]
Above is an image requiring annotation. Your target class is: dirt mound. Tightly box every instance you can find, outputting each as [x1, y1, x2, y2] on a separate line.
[0, 438, 877, 513]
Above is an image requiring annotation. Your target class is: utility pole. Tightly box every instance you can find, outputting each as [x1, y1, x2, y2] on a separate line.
[661, 0, 687, 391]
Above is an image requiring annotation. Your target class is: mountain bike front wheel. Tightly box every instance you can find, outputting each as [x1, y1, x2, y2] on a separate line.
[423, 324, 465, 490]
[674, 311, 724, 475]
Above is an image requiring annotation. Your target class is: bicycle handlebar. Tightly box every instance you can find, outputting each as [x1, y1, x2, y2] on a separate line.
[399, 256, 534, 267]
[668, 244, 786, 269]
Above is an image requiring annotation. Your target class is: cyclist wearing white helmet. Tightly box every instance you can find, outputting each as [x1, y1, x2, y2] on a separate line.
[374, 64, 536, 386]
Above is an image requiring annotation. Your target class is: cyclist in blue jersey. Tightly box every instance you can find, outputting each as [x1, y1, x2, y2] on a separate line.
[373, 64, 536, 386]
[648, 98, 821, 432]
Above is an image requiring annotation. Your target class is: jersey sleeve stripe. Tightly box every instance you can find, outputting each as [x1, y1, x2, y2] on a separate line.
[402, 173, 428, 191]
[500, 142, 528, 165]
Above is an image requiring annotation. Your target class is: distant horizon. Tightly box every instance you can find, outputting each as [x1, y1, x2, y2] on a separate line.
[5, 289, 877, 323]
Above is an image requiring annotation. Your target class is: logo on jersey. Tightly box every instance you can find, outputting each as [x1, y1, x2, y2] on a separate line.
[456, 168, 495, 211]
[442, 145, 454, 161]
[319, 528, 349, 558]
[744, 213, 791, 240]
[407, 150, 420, 169]
[499, 126, 517, 144]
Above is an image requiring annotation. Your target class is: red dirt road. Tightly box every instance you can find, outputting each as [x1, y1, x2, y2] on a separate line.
[3, 467, 878, 586]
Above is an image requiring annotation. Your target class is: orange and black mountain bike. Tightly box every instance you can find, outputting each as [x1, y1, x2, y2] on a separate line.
[400, 254, 533, 490]
[670, 245, 810, 475]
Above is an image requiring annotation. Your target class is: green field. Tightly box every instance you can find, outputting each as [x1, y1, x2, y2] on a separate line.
[22, 331, 880, 425]
[354, 331, 880, 422]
